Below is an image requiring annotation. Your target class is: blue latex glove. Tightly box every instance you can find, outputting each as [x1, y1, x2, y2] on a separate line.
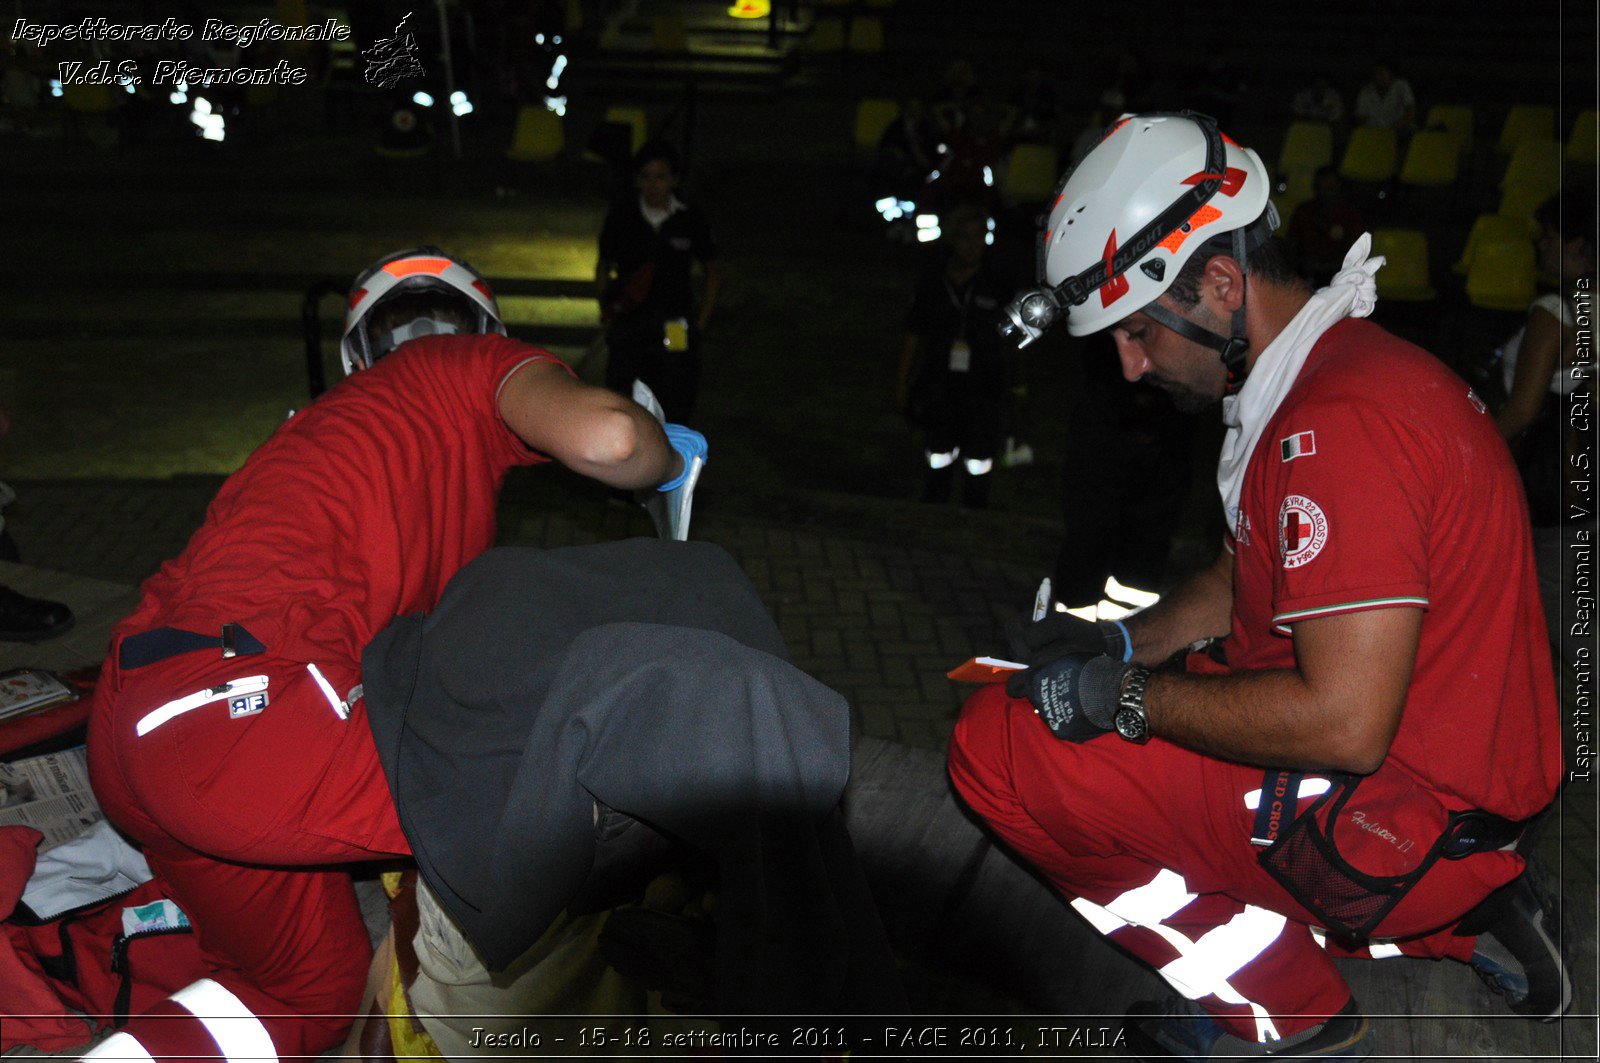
[658, 424, 707, 492]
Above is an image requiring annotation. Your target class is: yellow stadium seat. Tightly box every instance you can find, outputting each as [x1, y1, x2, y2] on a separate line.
[506, 104, 563, 162]
[1568, 109, 1597, 166]
[806, 18, 844, 52]
[1338, 126, 1398, 183]
[1498, 181, 1558, 224]
[1371, 229, 1436, 301]
[1269, 168, 1316, 235]
[1001, 143, 1059, 205]
[1497, 105, 1554, 155]
[853, 97, 899, 150]
[605, 106, 648, 154]
[1398, 130, 1459, 188]
[1501, 138, 1563, 191]
[1453, 213, 1535, 274]
[1269, 196, 1298, 236]
[1424, 104, 1474, 157]
[847, 16, 885, 53]
[651, 16, 687, 52]
[1278, 121, 1334, 175]
[1465, 236, 1537, 311]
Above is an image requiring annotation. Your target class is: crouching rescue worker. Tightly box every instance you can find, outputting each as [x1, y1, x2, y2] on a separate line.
[84, 247, 702, 1060]
[949, 112, 1567, 1059]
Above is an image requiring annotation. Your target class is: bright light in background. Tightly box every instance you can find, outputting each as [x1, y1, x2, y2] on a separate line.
[450, 90, 472, 116]
[543, 94, 567, 116]
[1105, 575, 1160, 609]
[412, 91, 433, 107]
[190, 96, 225, 141]
[982, 165, 994, 187]
[546, 53, 568, 91]
[535, 33, 545, 44]
[916, 226, 941, 243]
[883, 199, 921, 224]
[1058, 576, 1161, 621]
[728, 0, 771, 17]
[49, 78, 62, 97]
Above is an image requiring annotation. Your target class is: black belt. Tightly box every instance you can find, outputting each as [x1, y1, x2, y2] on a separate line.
[119, 624, 266, 670]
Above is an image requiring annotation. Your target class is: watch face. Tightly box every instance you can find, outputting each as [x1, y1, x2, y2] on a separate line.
[1115, 707, 1147, 742]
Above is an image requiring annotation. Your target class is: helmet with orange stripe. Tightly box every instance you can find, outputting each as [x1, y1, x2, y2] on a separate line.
[998, 112, 1275, 389]
[341, 246, 507, 376]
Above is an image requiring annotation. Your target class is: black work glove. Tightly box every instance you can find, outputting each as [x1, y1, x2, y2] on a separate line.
[1006, 610, 1132, 669]
[1007, 653, 1128, 743]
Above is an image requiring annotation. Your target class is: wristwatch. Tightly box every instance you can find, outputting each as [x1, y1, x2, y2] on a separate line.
[1114, 665, 1152, 744]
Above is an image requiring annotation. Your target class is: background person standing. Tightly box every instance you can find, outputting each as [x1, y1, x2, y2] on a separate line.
[596, 140, 721, 423]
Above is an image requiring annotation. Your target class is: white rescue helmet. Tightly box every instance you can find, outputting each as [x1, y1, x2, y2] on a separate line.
[999, 112, 1275, 385]
[340, 246, 507, 376]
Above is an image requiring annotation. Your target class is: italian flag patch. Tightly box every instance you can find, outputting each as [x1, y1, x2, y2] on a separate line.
[1280, 431, 1316, 462]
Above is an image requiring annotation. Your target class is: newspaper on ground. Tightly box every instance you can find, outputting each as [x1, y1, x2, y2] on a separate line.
[0, 745, 103, 850]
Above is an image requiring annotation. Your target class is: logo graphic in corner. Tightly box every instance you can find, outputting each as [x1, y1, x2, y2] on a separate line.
[1278, 494, 1329, 569]
[362, 12, 426, 89]
[229, 691, 268, 718]
[1280, 430, 1316, 462]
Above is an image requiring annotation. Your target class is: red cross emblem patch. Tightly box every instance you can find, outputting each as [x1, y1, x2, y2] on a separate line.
[1278, 494, 1329, 569]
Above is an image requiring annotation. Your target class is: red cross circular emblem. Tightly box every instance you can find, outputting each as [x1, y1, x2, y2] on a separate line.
[1278, 494, 1328, 569]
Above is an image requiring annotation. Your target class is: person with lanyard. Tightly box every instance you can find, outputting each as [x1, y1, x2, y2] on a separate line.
[896, 202, 1014, 508]
[955, 112, 1566, 1059]
[83, 247, 705, 1061]
[595, 139, 720, 423]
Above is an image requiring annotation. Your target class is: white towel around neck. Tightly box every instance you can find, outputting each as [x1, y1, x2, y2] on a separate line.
[1217, 234, 1385, 531]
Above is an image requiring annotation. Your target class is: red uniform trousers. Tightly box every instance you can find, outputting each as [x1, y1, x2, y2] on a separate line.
[947, 684, 1524, 1044]
[87, 641, 408, 1060]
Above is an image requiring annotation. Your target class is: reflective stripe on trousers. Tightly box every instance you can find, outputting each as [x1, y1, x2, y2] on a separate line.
[1070, 869, 1287, 1044]
[81, 979, 279, 1062]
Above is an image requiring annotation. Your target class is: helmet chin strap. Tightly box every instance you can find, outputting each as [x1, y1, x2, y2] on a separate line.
[1137, 224, 1253, 393]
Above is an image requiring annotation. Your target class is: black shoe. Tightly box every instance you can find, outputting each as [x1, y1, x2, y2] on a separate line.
[0, 584, 74, 642]
[1124, 995, 1371, 1060]
[1460, 859, 1571, 1021]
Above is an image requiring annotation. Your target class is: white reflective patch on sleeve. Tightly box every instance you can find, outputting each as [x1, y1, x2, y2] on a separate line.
[173, 978, 279, 1062]
[81, 1031, 157, 1061]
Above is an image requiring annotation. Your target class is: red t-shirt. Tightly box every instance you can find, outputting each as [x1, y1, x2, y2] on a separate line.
[117, 335, 562, 669]
[1217, 318, 1561, 819]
